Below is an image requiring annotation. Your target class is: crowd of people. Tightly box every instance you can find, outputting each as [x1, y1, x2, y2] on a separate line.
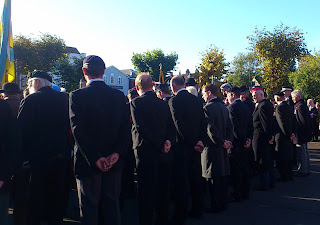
[0, 54, 317, 225]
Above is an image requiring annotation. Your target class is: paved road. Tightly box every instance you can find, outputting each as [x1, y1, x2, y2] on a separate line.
[13, 142, 319, 225]
[120, 142, 320, 225]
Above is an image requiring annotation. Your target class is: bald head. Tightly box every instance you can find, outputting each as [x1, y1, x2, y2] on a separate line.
[170, 76, 186, 95]
[252, 89, 265, 103]
[135, 73, 153, 95]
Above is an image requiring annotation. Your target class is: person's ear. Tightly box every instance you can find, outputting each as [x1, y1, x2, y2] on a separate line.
[82, 67, 87, 75]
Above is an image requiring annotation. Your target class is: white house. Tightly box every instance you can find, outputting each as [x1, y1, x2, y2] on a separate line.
[103, 66, 130, 95]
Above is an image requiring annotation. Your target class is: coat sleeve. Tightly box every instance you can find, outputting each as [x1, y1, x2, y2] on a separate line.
[69, 92, 101, 167]
[168, 98, 196, 147]
[0, 101, 19, 182]
[259, 103, 274, 140]
[228, 105, 240, 142]
[276, 105, 292, 137]
[204, 105, 225, 147]
[112, 94, 131, 156]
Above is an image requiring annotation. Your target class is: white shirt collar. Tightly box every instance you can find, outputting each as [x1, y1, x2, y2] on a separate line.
[233, 98, 240, 103]
[86, 78, 104, 86]
[176, 88, 186, 95]
[208, 97, 217, 102]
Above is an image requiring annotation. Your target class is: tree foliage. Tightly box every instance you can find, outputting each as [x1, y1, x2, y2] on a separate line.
[131, 49, 178, 81]
[289, 52, 320, 101]
[14, 33, 67, 74]
[228, 52, 262, 87]
[247, 24, 308, 95]
[198, 45, 229, 85]
[54, 56, 84, 92]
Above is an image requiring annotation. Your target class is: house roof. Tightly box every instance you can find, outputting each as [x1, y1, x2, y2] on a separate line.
[120, 69, 137, 77]
[105, 65, 130, 78]
[66, 46, 80, 54]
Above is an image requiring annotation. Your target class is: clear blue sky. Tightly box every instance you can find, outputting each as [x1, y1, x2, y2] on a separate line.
[5, 0, 320, 74]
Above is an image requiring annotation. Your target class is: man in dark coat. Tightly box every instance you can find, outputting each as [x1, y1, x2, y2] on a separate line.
[17, 71, 71, 225]
[291, 90, 312, 176]
[273, 92, 295, 181]
[227, 87, 252, 200]
[155, 83, 172, 102]
[240, 86, 255, 114]
[131, 73, 174, 225]
[0, 99, 19, 225]
[168, 76, 206, 224]
[201, 84, 233, 212]
[281, 86, 295, 107]
[0, 82, 22, 117]
[251, 86, 275, 190]
[185, 76, 204, 104]
[70, 56, 130, 225]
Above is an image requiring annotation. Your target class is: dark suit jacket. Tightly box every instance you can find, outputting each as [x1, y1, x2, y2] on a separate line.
[274, 101, 294, 160]
[252, 98, 274, 164]
[18, 87, 71, 166]
[0, 99, 19, 193]
[228, 99, 252, 149]
[130, 91, 174, 152]
[202, 98, 233, 178]
[294, 99, 312, 144]
[168, 90, 206, 154]
[70, 81, 130, 178]
[242, 97, 255, 114]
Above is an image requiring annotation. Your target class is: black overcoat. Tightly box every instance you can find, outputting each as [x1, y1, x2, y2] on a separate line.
[201, 98, 233, 178]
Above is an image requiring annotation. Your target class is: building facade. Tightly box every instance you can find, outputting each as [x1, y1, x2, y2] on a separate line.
[103, 66, 131, 95]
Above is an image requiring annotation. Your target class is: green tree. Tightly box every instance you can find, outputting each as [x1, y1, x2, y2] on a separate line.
[228, 52, 262, 87]
[54, 56, 84, 92]
[131, 49, 178, 81]
[14, 33, 67, 74]
[289, 52, 320, 101]
[247, 24, 308, 95]
[198, 45, 229, 85]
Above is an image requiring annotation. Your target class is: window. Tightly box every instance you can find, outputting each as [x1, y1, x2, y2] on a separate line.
[102, 75, 107, 83]
[110, 73, 114, 84]
[118, 76, 122, 85]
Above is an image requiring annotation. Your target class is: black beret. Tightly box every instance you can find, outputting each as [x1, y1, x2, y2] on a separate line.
[83, 55, 106, 68]
[227, 86, 240, 93]
[239, 85, 249, 92]
[29, 70, 52, 82]
[274, 92, 285, 97]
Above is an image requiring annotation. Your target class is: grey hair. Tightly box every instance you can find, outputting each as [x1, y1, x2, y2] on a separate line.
[33, 77, 52, 89]
[292, 90, 303, 98]
[186, 86, 198, 97]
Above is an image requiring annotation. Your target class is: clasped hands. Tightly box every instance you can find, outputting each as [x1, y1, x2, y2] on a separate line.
[162, 140, 171, 153]
[194, 141, 204, 153]
[95, 153, 119, 172]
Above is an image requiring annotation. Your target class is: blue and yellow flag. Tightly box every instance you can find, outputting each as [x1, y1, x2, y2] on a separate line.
[0, 0, 14, 83]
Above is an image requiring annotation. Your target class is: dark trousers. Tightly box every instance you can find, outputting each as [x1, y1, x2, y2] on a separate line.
[229, 150, 250, 199]
[0, 192, 10, 225]
[135, 148, 172, 225]
[13, 167, 30, 225]
[26, 159, 70, 225]
[77, 167, 122, 225]
[172, 150, 203, 225]
[206, 176, 228, 210]
[276, 160, 292, 181]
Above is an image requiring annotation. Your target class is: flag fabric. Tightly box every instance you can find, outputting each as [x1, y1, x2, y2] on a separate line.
[159, 63, 164, 83]
[0, 0, 14, 83]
